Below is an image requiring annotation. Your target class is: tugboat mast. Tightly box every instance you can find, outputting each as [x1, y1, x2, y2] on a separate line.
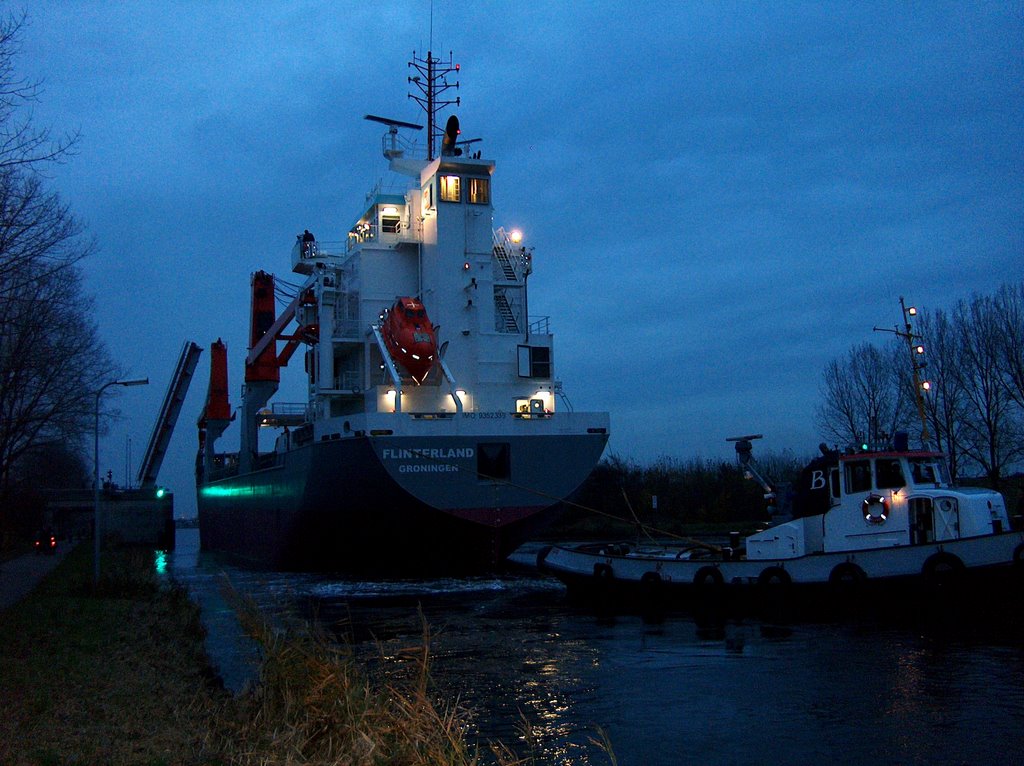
[408, 50, 460, 160]
[874, 296, 932, 445]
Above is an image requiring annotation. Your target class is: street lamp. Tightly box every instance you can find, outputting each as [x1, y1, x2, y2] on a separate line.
[94, 377, 149, 586]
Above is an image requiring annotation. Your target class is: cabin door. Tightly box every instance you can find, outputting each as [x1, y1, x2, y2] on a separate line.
[909, 497, 934, 544]
[933, 498, 960, 541]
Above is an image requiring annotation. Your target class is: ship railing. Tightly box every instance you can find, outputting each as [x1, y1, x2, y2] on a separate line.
[293, 239, 346, 262]
[206, 452, 240, 482]
[257, 402, 309, 428]
[349, 223, 378, 249]
[528, 315, 551, 336]
[347, 221, 419, 255]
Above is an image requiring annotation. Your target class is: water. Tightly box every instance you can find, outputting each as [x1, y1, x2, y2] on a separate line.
[168, 529, 1024, 765]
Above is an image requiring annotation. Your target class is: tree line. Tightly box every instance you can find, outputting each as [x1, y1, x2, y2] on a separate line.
[816, 284, 1024, 486]
[557, 450, 808, 538]
[564, 286, 1023, 534]
[0, 13, 118, 540]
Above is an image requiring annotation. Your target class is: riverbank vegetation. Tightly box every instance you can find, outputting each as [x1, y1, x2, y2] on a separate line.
[552, 448, 1022, 541]
[1, 544, 603, 765]
[550, 450, 808, 540]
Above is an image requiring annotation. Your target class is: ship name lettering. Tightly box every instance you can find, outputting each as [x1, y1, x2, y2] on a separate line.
[382, 447, 475, 460]
[398, 464, 460, 474]
[809, 470, 826, 490]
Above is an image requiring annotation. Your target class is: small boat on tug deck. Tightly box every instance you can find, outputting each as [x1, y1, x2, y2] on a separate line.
[538, 434, 1024, 606]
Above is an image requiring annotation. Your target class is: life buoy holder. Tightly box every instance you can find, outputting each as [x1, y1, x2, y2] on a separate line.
[862, 494, 889, 524]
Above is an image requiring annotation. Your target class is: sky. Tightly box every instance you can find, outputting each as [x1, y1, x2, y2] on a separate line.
[18, 1, 1024, 518]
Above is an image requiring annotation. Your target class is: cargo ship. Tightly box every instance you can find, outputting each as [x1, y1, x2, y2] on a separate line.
[195, 52, 609, 572]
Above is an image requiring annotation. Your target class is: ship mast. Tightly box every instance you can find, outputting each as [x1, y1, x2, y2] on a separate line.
[874, 296, 932, 446]
[408, 50, 460, 160]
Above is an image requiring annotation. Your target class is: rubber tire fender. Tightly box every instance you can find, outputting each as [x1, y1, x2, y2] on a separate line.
[922, 552, 965, 587]
[758, 567, 792, 587]
[693, 566, 724, 587]
[1013, 543, 1024, 568]
[594, 563, 614, 581]
[829, 562, 867, 587]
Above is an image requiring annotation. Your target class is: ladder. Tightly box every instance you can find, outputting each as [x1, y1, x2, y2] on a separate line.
[495, 292, 519, 333]
[493, 243, 518, 281]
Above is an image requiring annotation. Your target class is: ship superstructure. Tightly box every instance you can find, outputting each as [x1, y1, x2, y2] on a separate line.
[196, 52, 609, 570]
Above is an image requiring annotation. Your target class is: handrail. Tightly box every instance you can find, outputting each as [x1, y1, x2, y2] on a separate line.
[529, 316, 551, 335]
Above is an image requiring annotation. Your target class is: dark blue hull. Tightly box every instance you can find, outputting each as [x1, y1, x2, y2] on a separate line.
[197, 431, 607, 573]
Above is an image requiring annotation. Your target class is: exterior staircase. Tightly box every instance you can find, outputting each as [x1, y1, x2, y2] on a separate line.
[494, 292, 519, 332]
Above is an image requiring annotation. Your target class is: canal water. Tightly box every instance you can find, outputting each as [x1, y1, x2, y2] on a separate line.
[168, 529, 1024, 765]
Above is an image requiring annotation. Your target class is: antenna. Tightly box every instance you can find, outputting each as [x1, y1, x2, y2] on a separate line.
[726, 434, 774, 496]
[408, 50, 460, 160]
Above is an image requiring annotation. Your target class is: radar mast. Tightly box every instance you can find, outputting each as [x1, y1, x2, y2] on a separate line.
[408, 50, 460, 160]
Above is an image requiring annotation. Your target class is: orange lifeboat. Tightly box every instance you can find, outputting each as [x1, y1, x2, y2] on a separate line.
[382, 297, 437, 383]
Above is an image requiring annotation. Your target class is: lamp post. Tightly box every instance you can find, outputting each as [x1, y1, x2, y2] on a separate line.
[94, 377, 149, 586]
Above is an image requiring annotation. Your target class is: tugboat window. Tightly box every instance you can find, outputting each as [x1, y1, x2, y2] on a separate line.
[845, 460, 872, 494]
[440, 175, 461, 202]
[468, 177, 490, 204]
[478, 442, 510, 481]
[875, 458, 904, 489]
[381, 215, 401, 233]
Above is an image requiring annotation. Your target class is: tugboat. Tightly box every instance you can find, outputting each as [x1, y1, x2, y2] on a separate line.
[539, 435, 1021, 602]
[195, 51, 610, 572]
[539, 301, 1023, 604]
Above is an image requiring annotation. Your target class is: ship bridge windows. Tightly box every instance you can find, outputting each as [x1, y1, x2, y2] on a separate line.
[379, 203, 403, 234]
[440, 175, 461, 202]
[468, 177, 490, 205]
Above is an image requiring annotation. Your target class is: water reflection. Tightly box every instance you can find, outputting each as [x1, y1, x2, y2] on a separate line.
[168, 529, 1024, 766]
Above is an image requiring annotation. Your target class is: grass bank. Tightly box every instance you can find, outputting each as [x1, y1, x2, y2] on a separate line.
[1, 545, 606, 765]
[0, 545, 223, 764]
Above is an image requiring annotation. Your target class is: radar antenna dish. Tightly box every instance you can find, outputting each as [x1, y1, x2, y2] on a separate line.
[726, 434, 774, 497]
[363, 114, 424, 130]
[363, 114, 424, 160]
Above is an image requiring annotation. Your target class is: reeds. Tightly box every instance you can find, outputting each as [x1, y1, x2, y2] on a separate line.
[219, 587, 509, 765]
[1, 544, 614, 765]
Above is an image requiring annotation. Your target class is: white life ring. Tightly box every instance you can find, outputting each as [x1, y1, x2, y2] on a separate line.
[862, 494, 889, 524]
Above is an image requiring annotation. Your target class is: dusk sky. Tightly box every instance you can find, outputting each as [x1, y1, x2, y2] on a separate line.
[20, 1, 1023, 518]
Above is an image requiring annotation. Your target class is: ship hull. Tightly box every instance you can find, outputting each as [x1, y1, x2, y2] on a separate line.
[197, 429, 607, 573]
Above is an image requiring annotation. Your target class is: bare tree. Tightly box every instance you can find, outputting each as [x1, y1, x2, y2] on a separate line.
[0, 12, 78, 171]
[916, 307, 967, 480]
[816, 341, 913, 448]
[993, 282, 1024, 409]
[953, 293, 1023, 486]
[0, 12, 117, 495]
[0, 264, 118, 488]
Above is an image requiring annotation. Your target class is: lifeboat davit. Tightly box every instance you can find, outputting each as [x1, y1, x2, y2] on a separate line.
[382, 297, 437, 383]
